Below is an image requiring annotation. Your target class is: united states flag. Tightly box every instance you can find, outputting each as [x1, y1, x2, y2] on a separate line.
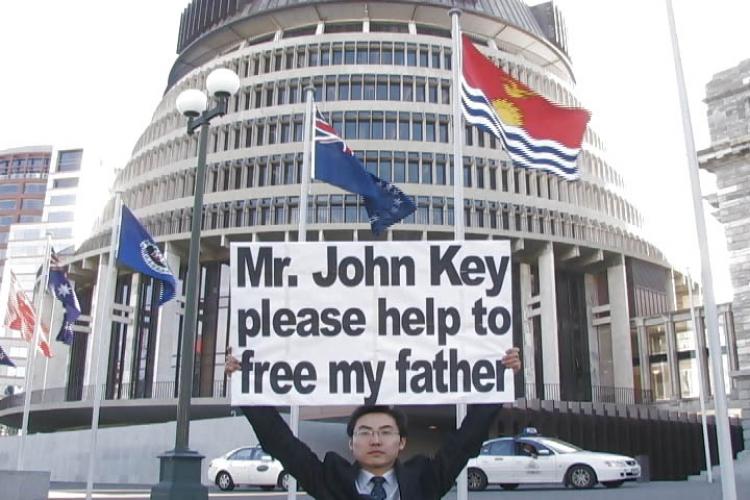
[5, 270, 52, 358]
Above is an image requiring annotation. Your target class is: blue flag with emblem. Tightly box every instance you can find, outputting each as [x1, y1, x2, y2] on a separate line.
[0, 344, 15, 367]
[117, 205, 176, 306]
[48, 249, 82, 346]
[314, 108, 415, 236]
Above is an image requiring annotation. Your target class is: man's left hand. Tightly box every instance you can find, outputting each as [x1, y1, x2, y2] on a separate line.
[502, 347, 521, 373]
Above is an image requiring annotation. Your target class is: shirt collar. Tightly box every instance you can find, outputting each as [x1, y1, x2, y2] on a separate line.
[357, 467, 396, 486]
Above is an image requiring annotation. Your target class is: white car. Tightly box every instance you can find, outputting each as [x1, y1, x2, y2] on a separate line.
[207, 446, 292, 491]
[466, 430, 641, 491]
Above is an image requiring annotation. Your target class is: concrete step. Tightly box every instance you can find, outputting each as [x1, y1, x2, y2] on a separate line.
[688, 454, 750, 482]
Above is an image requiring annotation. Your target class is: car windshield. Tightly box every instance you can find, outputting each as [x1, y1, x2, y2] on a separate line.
[536, 437, 582, 454]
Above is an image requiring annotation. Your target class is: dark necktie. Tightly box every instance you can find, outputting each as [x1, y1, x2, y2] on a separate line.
[370, 476, 387, 500]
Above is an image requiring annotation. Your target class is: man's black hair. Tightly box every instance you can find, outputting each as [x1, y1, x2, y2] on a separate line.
[346, 405, 408, 438]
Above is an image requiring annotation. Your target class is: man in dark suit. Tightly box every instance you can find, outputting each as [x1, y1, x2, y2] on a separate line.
[225, 347, 520, 499]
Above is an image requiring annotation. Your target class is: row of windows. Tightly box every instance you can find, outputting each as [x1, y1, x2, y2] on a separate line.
[133, 195, 648, 261]
[234, 74, 452, 113]
[0, 199, 44, 211]
[125, 146, 640, 227]
[0, 214, 41, 225]
[242, 40, 452, 78]
[210, 112, 453, 153]
[0, 182, 45, 195]
[0, 157, 49, 169]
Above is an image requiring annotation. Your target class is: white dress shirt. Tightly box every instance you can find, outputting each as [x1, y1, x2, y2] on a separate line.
[355, 468, 400, 500]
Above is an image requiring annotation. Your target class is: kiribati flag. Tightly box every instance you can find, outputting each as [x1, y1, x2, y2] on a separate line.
[117, 206, 176, 306]
[314, 108, 415, 235]
[461, 34, 590, 180]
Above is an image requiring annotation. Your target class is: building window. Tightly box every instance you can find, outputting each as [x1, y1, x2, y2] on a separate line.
[47, 211, 74, 222]
[21, 199, 44, 210]
[0, 200, 16, 210]
[0, 184, 20, 194]
[56, 150, 83, 173]
[49, 194, 76, 206]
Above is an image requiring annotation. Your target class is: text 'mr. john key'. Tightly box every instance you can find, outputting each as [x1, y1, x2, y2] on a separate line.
[236, 244, 510, 296]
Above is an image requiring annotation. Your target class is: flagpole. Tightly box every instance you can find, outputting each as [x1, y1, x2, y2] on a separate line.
[449, 8, 469, 500]
[687, 270, 713, 483]
[665, 1, 736, 497]
[42, 297, 57, 392]
[85, 191, 123, 500]
[16, 233, 53, 470]
[285, 86, 314, 500]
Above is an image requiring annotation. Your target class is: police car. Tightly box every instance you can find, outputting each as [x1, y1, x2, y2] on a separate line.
[466, 428, 641, 490]
[207, 446, 291, 491]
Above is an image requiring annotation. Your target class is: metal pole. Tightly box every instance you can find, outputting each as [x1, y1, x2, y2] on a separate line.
[85, 193, 122, 500]
[175, 120, 209, 451]
[687, 271, 713, 483]
[16, 234, 52, 470]
[665, 1, 736, 497]
[449, 8, 469, 500]
[284, 87, 314, 500]
[42, 296, 57, 392]
[298, 87, 315, 243]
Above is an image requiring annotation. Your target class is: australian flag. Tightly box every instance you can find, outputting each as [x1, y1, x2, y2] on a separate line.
[0, 344, 15, 367]
[117, 205, 176, 306]
[314, 108, 415, 236]
[48, 249, 81, 346]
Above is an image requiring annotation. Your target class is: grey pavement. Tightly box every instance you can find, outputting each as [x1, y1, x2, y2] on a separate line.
[46, 472, 750, 500]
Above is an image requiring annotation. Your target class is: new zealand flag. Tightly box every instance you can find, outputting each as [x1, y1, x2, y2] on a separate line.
[314, 108, 415, 236]
[117, 205, 176, 306]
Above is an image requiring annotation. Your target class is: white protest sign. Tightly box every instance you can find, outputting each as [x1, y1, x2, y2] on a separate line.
[230, 241, 514, 405]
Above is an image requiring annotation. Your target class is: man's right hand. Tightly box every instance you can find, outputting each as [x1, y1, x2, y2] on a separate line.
[225, 346, 240, 376]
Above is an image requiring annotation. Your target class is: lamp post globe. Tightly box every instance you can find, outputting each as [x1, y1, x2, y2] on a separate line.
[206, 67, 240, 99]
[175, 89, 208, 117]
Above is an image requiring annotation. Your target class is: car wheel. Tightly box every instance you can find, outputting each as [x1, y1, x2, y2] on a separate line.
[500, 483, 519, 490]
[279, 471, 290, 491]
[215, 471, 234, 491]
[567, 465, 597, 489]
[467, 468, 488, 491]
[603, 480, 624, 488]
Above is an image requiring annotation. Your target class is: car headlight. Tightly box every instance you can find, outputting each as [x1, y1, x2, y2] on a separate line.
[605, 460, 628, 467]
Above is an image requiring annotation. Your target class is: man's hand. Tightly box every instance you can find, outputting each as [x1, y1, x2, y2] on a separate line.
[502, 347, 521, 373]
[225, 346, 241, 376]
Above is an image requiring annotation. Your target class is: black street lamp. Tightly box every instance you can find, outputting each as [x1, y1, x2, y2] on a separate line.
[150, 67, 240, 500]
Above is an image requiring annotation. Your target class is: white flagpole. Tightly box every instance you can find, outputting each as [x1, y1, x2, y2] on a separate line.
[85, 192, 123, 500]
[665, 1, 736, 498]
[42, 296, 57, 393]
[687, 270, 713, 483]
[16, 233, 53, 470]
[449, 8, 469, 500]
[285, 87, 314, 500]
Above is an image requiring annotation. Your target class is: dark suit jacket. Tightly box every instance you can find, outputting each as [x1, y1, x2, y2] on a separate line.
[241, 405, 501, 500]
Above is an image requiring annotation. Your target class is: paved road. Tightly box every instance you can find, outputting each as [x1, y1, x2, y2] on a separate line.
[46, 479, 741, 500]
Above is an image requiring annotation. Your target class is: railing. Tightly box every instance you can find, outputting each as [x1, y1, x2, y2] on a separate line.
[522, 383, 654, 405]
[0, 380, 228, 411]
[1, 380, 651, 412]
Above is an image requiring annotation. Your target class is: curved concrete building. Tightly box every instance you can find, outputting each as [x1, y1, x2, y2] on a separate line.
[3, 0, 702, 466]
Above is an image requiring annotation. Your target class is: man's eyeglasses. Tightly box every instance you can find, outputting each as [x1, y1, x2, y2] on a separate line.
[353, 428, 400, 440]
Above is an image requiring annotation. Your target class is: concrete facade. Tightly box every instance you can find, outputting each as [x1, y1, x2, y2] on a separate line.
[698, 58, 750, 452]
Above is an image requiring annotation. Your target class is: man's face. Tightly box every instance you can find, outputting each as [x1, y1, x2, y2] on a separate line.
[350, 412, 406, 472]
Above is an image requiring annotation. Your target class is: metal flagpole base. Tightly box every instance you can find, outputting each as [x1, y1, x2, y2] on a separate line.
[150, 449, 208, 500]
